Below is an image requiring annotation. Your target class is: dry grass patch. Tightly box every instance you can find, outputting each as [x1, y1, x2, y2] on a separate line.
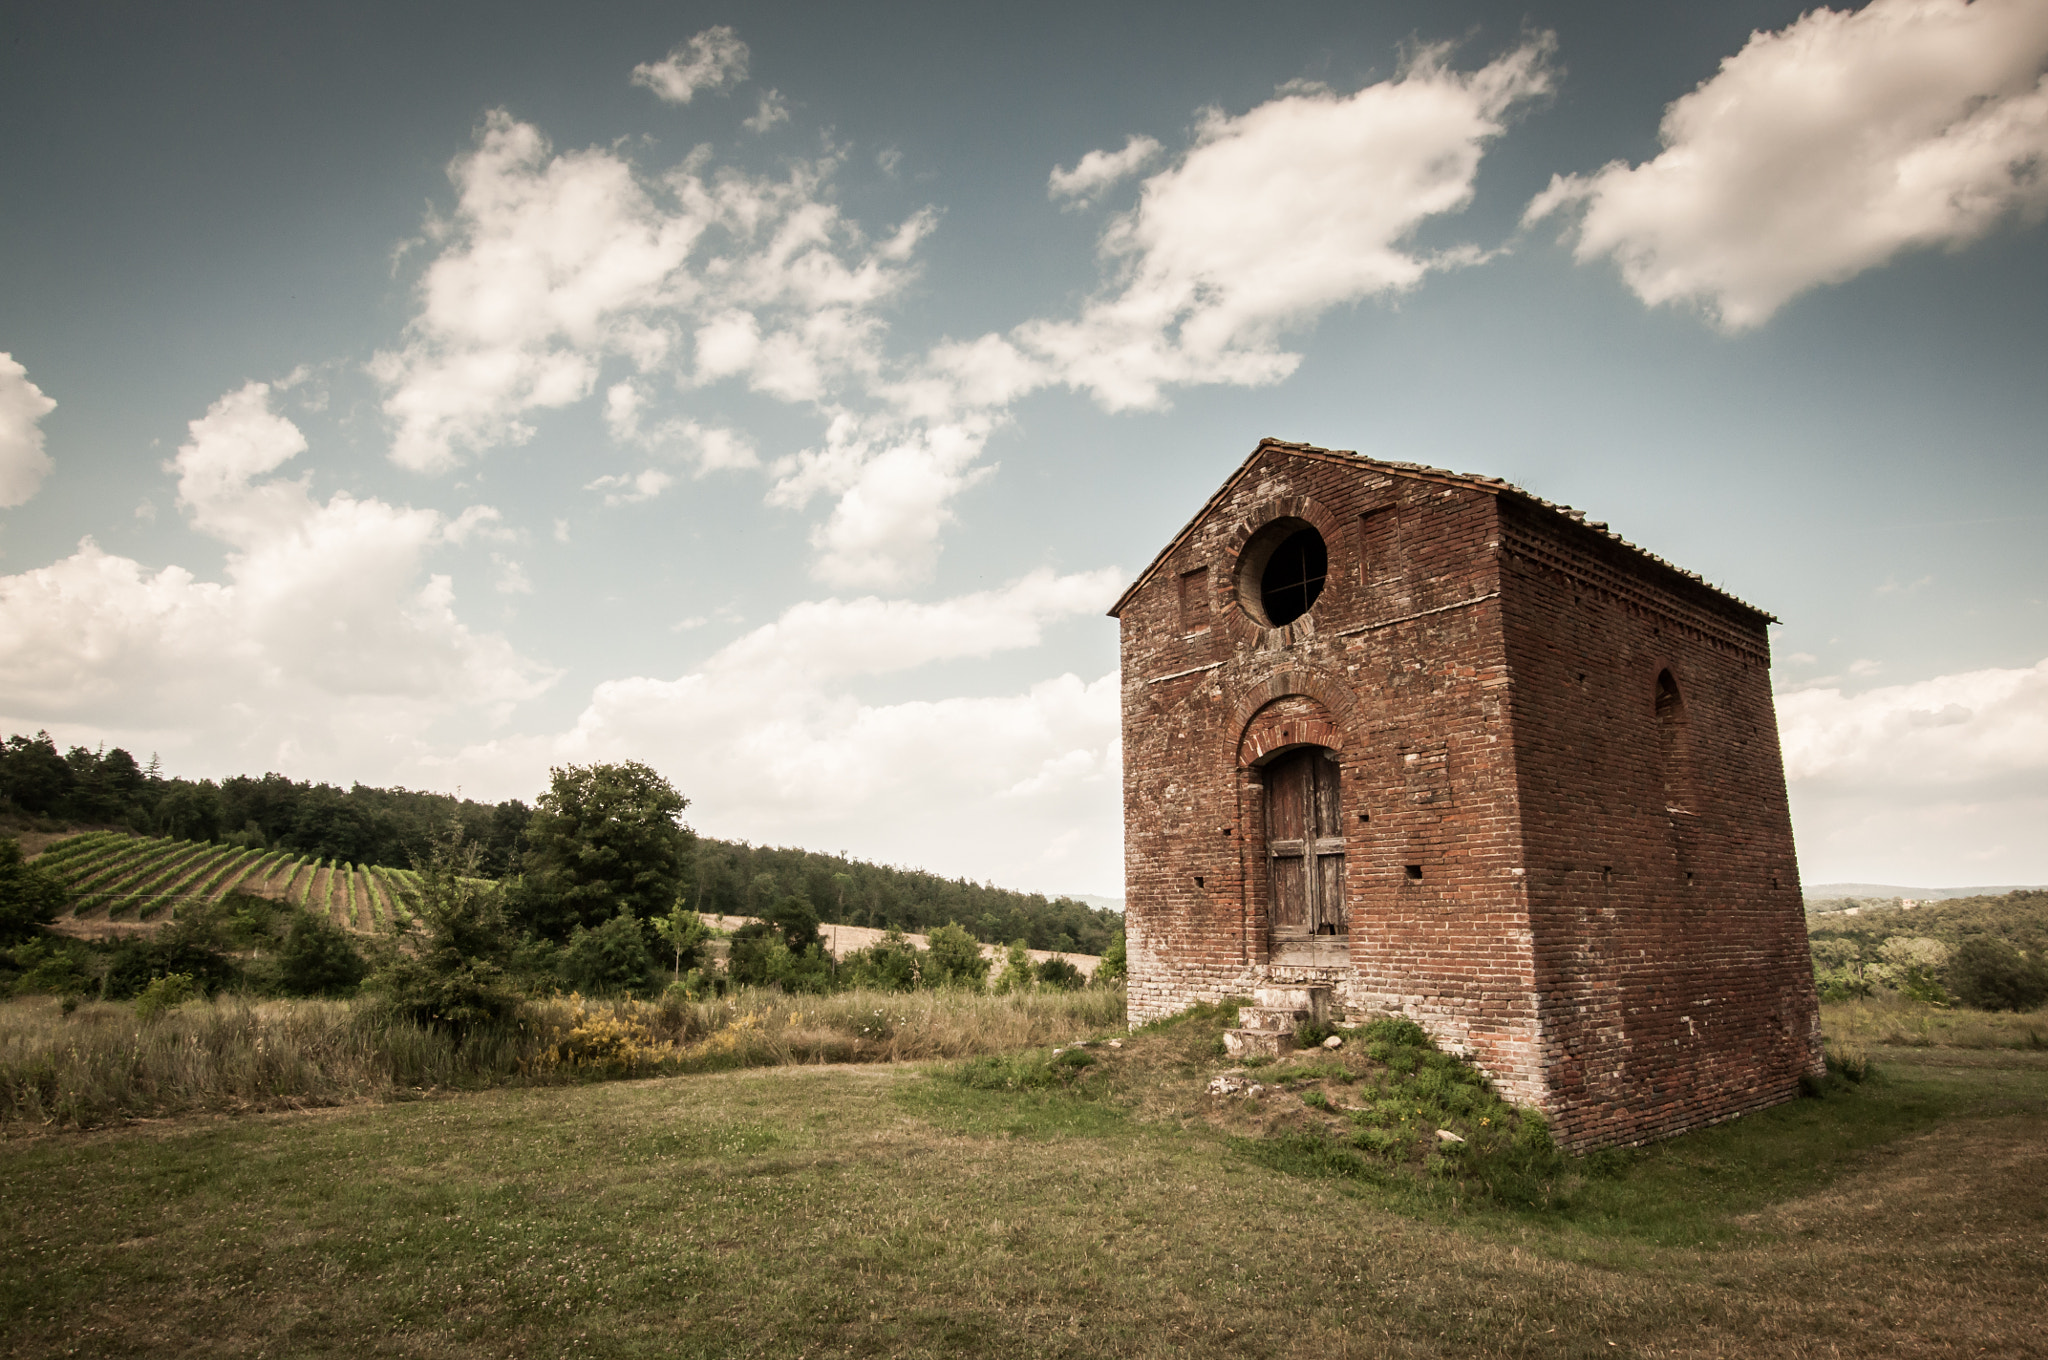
[1822, 995, 2048, 1049]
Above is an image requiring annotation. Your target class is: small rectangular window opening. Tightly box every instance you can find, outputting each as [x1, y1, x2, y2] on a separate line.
[1357, 811, 1370, 823]
[1601, 865, 1613, 884]
[1405, 864, 1423, 881]
[1178, 566, 1211, 633]
[1193, 875, 1205, 888]
[1685, 871, 1696, 887]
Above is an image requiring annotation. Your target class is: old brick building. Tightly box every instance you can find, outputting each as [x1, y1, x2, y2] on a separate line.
[1111, 438, 1821, 1147]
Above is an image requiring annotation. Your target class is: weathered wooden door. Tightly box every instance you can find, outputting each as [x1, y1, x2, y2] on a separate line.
[1265, 747, 1347, 950]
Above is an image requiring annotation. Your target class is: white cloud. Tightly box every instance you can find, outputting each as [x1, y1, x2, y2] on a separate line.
[0, 382, 552, 778]
[745, 90, 791, 134]
[603, 379, 758, 476]
[0, 353, 57, 509]
[631, 28, 749, 105]
[1048, 134, 1162, 207]
[434, 570, 1126, 893]
[768, 411, 998, 588]
[1526, 0, 2048, 330]
[1780, 658, 2048, 883]
[1010, 39, 1554, 412]
[584, 468, 676, 506]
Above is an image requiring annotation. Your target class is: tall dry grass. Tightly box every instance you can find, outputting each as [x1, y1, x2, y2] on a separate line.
[0, 984, 1126, 1128]
[1820, 995, 2047, 1049]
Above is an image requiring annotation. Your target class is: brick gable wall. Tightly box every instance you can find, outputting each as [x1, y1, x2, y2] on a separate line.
[1117, 440, 1822, 1147]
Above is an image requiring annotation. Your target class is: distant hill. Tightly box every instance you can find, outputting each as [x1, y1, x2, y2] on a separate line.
[1806, 883, 2048, 902]
[1067, 894, 1124, 913]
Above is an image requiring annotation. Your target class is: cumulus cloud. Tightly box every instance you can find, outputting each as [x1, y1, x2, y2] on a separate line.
[1010, 39, 1554, 412]
[631, 27, 749, 105]
[373, 112, 931, 478]
[435, 570, 1125, 892]
[1526, 0, 2048, 330]
[745, 90, 791, 134]
[0, 382, 552, 776]
[0, 353, 57, 509]
[584, 468, 676, 506]
[1779, 658, 2048, 883]
[1048, 134, 1162, 207]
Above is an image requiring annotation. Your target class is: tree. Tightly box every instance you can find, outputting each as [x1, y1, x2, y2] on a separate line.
[1035, 956, 1085, 990]
[277, 913, 368, 996]
[0, 840, 68, 945]
[1094, 930, 1127, 985]
[1948, 938, 2048, 1013]
[372, 828, 522, 1033]
[519, 762, 693, 938]
[924, 922, 990, 990]
[650, 902, 711, 982]
[991, 939, 1035, 994]
[559, 913, 659, 994]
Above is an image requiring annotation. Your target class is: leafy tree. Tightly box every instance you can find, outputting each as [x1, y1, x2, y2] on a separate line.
[991, 939, 1035, 994]
[0, 840, 69, 944]
[560, 913, 659, 994]
[371, 829, 522, 1033]
[650, 903, 711, 983]
[1035, 956, 1085, 990]
[839, 928, 922, 991]
[923, 922, 990, 990]
[1094, 930, 1127, 985]
[519, 762, 693, 938]
[0, 732, 71, 816]
[277, 913, 368, 997]
[1948, 938, 2048, 1012]
[764, 891, 821, 954]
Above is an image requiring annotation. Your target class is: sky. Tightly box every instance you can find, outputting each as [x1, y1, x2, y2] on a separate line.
[2, 0, 2045, 897]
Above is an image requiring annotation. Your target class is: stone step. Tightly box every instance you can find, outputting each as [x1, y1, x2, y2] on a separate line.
[1253, 985, 1332, 1022]
[1235, 1006, 1310, 1033]
[1222, 1028, 1295, 1060]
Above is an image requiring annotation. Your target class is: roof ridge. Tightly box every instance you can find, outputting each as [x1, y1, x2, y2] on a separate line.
[1108, 437, 1773, 622]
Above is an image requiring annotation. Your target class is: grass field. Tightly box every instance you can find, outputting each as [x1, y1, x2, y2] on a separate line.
[2, 999, 2045, 1358]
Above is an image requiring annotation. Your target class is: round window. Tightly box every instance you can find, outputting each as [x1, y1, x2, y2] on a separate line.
[1236, 519, 1328, 627]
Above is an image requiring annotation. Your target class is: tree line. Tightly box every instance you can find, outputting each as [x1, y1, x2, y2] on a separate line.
[0, 730, 1121, 955]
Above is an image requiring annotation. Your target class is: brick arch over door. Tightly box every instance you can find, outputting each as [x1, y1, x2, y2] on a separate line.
[1227, 665, 1361, 771]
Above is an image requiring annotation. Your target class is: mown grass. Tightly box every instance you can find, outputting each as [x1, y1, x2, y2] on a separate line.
[0, 987, 1126, 1128]
[2, 994, 2045, 1357]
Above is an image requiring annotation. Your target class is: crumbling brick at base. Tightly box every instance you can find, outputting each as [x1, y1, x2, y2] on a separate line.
[1111, 438, 1823, 1149]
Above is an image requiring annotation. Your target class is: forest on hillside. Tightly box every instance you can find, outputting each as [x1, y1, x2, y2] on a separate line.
[1807, 890, 2048, 1012]
[0, 730, 1117, 954]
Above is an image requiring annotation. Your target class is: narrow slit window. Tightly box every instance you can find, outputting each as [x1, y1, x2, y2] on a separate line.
[1178, 565, 1210, 633]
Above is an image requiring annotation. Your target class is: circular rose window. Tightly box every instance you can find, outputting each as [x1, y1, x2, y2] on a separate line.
[1236, 519, 1328, 627]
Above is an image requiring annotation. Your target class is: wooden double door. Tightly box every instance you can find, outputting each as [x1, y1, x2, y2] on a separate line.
[1264, 747, 1348, 952]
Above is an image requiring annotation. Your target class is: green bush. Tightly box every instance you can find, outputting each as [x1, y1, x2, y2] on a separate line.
[277, 913, 368, 997]
[134, 972, 199, 1020]
[1947, 938, 2048, 1012]
[559, 913, 659, 995]
[1035, 957, 1084, 991]
[1093, 930, 1127, 984]
[839, 928, 922, 991]
[0, 840, 68, 944]
[924, 922, 990, 990]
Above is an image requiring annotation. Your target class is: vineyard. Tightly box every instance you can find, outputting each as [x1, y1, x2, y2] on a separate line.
[30, 831, 420, 933]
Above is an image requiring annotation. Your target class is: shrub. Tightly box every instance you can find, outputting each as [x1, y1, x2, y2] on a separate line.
[559, 913, 659, 995]
[1094, 930, 1127, 984]
[991, 940, 1035, 995]
[1035, 957, 1084, 991]
[1947, 938, 2048, 1012]
[0, 839, 68, 944]
[924, 922, 990, 990]
[134, 973, 199, 1020]
[370, 827, 523, 1034]
[839, 928, 922, 991]
[277, 913, 368, 997]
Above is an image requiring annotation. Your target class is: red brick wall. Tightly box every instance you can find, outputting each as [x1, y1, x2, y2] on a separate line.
[1116, 440, 1822, 1147]
[1493, 497, 1821, 1146]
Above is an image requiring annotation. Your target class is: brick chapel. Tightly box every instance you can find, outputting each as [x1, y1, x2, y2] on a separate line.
[1110, 438, 1823, 1147]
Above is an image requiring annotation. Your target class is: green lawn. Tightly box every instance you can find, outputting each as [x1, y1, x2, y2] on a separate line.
[2, 1037, 2045, 1357]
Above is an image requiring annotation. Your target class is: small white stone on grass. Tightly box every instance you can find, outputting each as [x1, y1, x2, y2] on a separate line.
[1436, 1129, 1465, 1144]
[1322, 1035, 1343, 1049]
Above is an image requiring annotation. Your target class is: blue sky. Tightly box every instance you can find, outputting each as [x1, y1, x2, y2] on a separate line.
[3, 0, 2045, 895]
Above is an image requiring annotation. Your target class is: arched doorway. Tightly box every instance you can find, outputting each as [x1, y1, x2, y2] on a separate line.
[1263, 746, 1347, 957]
